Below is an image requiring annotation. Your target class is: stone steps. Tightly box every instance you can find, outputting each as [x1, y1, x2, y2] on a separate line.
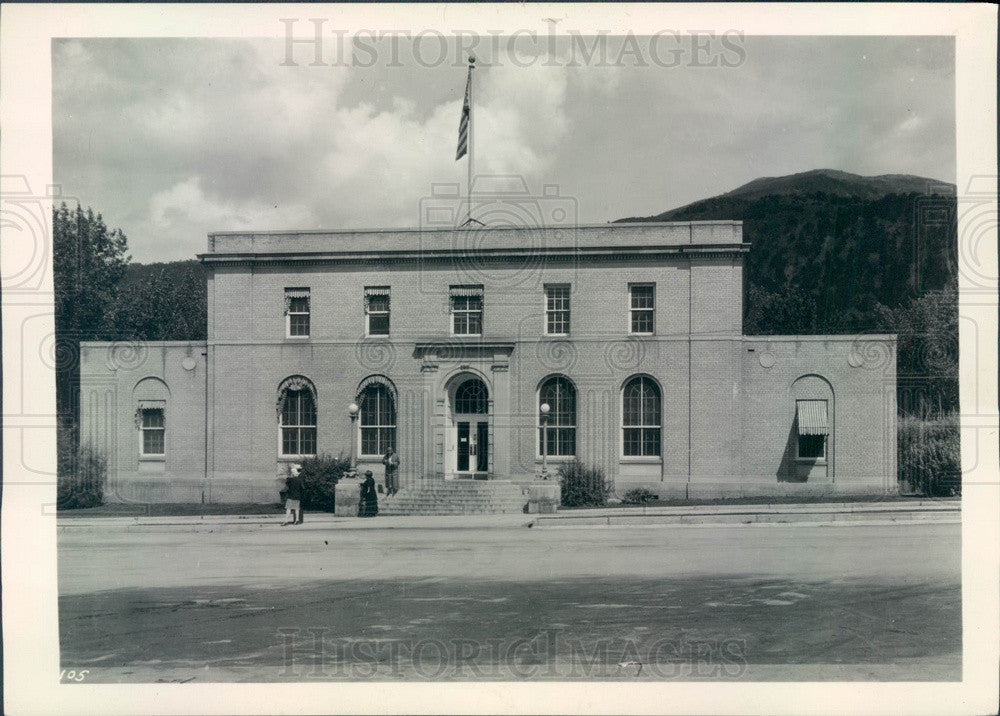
[379, 480, 530, 515]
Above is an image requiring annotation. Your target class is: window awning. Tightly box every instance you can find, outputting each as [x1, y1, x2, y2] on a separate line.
[364, 286, 390, 297]
[449, 285, 483, 297]
[134, 401, 165, 429]
[796, 400, 828, 435]
[284, 288, 310, 314]
[276, 375, 316, 418]
[356, 374, 397, 401]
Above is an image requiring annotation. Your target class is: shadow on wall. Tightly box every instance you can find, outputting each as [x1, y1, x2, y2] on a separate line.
[776, 422, 805, 483]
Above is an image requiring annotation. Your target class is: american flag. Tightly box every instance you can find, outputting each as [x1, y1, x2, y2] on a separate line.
[455, 65, 471, 161]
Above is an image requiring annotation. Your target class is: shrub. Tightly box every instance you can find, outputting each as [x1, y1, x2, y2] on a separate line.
[621, 487, 657, 505]
[289, 453, 351, 512]
[57, 441, 108, 510]
[558, 460, 612, 507]
[898, 414, 961, 496]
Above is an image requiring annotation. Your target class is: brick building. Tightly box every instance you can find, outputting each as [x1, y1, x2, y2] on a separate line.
[78, 221, 898, 510]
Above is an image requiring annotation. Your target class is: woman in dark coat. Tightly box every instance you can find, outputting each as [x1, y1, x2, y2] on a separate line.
[358, 470, 379, 517]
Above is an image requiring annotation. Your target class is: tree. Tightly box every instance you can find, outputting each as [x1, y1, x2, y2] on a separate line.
[103, 261, 207, 341]
[873, 285, 959, 416]
[744, 284, 818, 335]
[53, 203, 130, 439]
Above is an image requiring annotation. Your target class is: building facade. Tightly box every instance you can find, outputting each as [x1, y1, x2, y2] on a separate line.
[79, 222, 898, 506]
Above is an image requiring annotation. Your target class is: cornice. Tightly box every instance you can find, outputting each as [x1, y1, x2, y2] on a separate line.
[198, 243, 750, 268]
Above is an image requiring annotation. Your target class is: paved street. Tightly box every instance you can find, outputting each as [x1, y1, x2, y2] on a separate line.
[58, 521, 960, 682]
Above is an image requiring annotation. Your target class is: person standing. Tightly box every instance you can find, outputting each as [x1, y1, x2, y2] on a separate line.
[382, 447, 400, 496]
[292, 464, 305, 524]
[358, 470, 379, 517]
[282, 465, 304, 526]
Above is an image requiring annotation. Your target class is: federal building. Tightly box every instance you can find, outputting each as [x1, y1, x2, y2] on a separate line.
[79, 216, 898, 513]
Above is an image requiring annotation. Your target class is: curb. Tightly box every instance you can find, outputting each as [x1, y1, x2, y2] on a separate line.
[56, 506, 959, 533]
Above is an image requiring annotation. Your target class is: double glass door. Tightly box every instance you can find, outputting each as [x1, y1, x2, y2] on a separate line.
[455, 419, 489, 474]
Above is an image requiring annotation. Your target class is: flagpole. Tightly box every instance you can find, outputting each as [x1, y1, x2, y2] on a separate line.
[467, 56, 475, 223]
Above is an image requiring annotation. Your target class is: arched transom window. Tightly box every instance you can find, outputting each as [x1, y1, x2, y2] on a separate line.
[278, 376, 317, 457]
[359, 382, 396, 457]
[453, 378, 488, 414]
[538, 376, 577, 457]
[622, 375, 661, 457]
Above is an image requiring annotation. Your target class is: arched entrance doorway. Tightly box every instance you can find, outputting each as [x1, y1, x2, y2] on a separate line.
[448, 375, 490, 478]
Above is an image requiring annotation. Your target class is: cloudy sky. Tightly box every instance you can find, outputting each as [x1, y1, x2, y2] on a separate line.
[53, 35, 954, 263]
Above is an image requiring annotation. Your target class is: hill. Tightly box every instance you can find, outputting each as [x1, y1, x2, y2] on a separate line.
[617, 169, 957, 325]
[621, 169, 955, 219]
[617, 169, 958, 414]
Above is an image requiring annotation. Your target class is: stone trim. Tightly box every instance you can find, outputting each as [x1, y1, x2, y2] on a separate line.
[199, 244, 750, 268]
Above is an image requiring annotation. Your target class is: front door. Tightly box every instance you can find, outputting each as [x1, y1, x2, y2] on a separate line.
[455, 420, 489, 475]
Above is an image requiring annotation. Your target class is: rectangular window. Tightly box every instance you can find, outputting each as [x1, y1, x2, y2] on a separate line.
[544, 284, 571, 335]
[285, 288, 310, 338]
[280, 388, 317, 457]
[359, 385, 396, 457]
[365, 286, 390, 336]
[629, 283, 655, 335]
[450, 285, 483, 336]
[140, 408, 165, 456]
[797, 434, 826, 459]
[796, 399, 829, 460]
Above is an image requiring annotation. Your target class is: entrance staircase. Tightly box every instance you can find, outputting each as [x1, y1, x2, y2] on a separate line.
[378, 479, 529, 515]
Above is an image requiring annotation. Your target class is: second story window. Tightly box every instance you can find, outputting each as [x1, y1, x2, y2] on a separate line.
[285, 288, 310, 338]
[545, 284, 570, 335]
[450, 285, 483, 336]
[629, 283, 655, 335]
[365, 286, 390, 336]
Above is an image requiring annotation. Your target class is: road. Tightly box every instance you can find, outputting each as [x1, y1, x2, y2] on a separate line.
[58, 521, 961, 682]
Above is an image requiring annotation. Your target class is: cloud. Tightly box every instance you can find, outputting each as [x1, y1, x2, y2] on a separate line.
[53, 36, 956, 262]
[149, 176, 314, 231]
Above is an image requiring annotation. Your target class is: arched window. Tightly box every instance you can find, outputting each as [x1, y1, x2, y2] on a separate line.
[622, 376, 661, 457]
[538, 376, 576, 457]
[134, 377, 169, 459]
[359, 382, 396, 457]
[278, 376, 316, 457]
[453, 378, 488, 414]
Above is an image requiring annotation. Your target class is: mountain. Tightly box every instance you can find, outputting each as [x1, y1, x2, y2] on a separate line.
[617, 168, 957, 321]
[620, 169, 955, 221]
[713, 169, 953, 203]
[617, 168, 958, 414]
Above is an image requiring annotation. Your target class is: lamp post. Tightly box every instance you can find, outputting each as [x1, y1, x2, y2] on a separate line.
[540, 402, 551, 479]
[347, 402, 359, 473]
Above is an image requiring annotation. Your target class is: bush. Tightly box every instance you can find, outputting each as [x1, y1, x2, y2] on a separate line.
[57, 441, 108, 510]
[558, 460, 612, 507]
[898, 414, 961, 496]
[621, 487, 657, 505]
[289, 453, 351, 512]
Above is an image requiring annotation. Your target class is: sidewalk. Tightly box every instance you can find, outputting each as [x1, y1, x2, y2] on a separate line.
[534, 499, 960, 527]
[56, 500, 959, 532]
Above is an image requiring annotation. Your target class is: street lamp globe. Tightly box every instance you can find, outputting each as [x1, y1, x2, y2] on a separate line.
[348, 402, 359, 418]
[540, 403, 551, 417]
